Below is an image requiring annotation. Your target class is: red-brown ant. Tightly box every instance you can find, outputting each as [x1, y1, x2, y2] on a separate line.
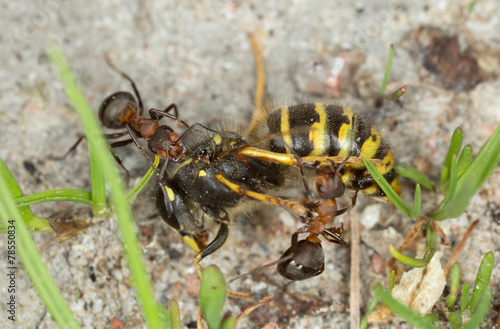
[276, 157, 357, 280]
[98, 58, 191, 170]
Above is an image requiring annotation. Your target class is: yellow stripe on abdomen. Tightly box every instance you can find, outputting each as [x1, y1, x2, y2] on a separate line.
[280, 107, 292, 154]
[308, 103, 329, 156]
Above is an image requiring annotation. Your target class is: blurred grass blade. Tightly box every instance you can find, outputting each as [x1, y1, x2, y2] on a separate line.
[433, 123, 500, 220]
[373, 286, 440, 329]
[391, 85, 407, 100]
[446, 262, 461, 308]
[447, 311, 462, 329]
[379, 44, 394, 96]
[15, 189, 95, 208]
[394, 162, 433, 190]
[389, 270, 396, 293]
[460, 283, 471, 313]
[411, 184, 421, 218]
[169, 300, 181, 329]
[468, 251, 494, 312]
[464, 289, 491, 329]
[156, 304, 173, 329]
[47, 43, 162, 329]
[457, 144, 473, 179]
[0, 160, 52, 232]
[200, 265, 226, 329]
[389, 223, 437, 267]
[363, 159, 412, 217]
[439, 127, 463, 189]
[46, 44, 107, 215]
[0, 164, 81, 328]
[360, 290, 380, 329]
[441, 154, 458, 206]
[126, 155, 160, 204]
[424, 313, 439, 324]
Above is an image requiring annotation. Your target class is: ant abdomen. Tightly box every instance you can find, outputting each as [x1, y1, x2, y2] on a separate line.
[98, 91, 137, 129]
[277, 234, 325, 280]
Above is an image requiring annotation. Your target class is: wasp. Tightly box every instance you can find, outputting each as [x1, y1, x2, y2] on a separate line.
[156, 102, 400, 280]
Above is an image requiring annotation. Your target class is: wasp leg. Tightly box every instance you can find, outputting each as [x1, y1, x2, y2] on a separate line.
[194, 209, 230, 277]
[245, 31, 267, 138]
[214, 173, 308, 218]
[192, 206, 252, 299]
[237, 147, 385, 168]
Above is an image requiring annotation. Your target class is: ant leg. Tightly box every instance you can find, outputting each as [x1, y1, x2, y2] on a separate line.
[109, 139, 134, 148]
[162, 103, 179, 117]
[125, 124, 159, 173]
[323, 225, 347, 245]
[335, 191, 358, 216]
[51, 135, 87, 160]
[104, 131, 130, 139]
[149, 107, 189, 128]
[104, 55, 144, 115]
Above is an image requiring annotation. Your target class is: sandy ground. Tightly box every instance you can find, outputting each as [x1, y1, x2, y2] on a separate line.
[1, 0, 499, 328]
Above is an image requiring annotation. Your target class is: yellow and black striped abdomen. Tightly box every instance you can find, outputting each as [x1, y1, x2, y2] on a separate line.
[266, 103, 400, 196]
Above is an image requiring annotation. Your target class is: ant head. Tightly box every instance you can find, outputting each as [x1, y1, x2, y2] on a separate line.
[277, 234, 324, 280]
[99, 91, 137, 129]
[148, 125, 187, 161]
[315, 163, 345, 199]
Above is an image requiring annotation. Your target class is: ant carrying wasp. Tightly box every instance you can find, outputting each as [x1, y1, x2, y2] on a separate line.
[155, 102, 401, 280]
[95, 45, 401, 282]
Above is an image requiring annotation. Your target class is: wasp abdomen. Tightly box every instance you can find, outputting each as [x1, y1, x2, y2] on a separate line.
[266, 103, 400, 196]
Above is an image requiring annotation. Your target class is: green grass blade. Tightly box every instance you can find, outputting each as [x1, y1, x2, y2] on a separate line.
[439, 127, 463, 189]
[434, 124, 500, 220]
[169, 300, 181, 329]
[424, 313, 439, 324]
[389, 223, 437, 267]
[363, 159, 412, 217]
[200, 265, 227, 329]
[446, 262, 461, 308]
[457, 144, 473, 179]
[0, 160, 50, 231]
[15, 189, 94, 207]
[394, 162, 434, 190]
[460, 283, 471, 313]
[468, 251, 494, 313]
[379, 44, 394, 96]
[126, 155, 160, 204]
[411, 184, 421, 218]
[360, 292, 380, 329]
[447, 311, 463, 329]
[373, 286, 440, 329]
[0, 164, 81, 328]
[464, 289, 491, 329]
[432, 155, 458, 221]
[389, 270, 396, 293]
[46, 44, 107, 215]
[47, 43, 162, 329]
